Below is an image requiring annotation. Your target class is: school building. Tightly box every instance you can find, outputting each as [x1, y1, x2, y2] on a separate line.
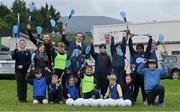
[92, 20, 180, 55]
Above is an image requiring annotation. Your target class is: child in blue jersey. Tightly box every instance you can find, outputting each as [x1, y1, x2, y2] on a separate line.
[104, 74, 123, 99]
[66, 75, 80, 100]
[137, 59, 168, 107]
[27, 68, 50, 104]
[48, 75, 63, 104]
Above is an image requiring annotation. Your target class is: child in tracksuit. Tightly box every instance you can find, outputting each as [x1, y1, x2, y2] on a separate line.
[137, 59, 168, 107]
[27, 68, 50, 104]
[12, 39, 31, 103]
[111, 35, 126, 87]
[66, 75, 80, 100]
[70, 45, 87, 77]
[91, 43, 111, 97]
[123, 74, 134, 104]
[129, 35, 152, 104]
[80, 65, 101, 99]
[48, 75, 63, 104]
[104, 74, 123, 99]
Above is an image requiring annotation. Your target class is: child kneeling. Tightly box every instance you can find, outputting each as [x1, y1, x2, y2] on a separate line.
[80, 65, 101, 99]
[27, 68, 49, 104]
[104, 74, 123, 99]
[137, 59, 168, 107]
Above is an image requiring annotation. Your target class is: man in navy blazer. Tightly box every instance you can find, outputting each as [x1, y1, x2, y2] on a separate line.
[62, 29, 87, 56]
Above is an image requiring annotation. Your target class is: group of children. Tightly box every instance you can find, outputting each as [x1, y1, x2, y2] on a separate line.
[12, 26, 168, 107]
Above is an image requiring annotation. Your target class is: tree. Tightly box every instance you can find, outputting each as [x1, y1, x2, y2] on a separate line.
[0, 3, 11, 19]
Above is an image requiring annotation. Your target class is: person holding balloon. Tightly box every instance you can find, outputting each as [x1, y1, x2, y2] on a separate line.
[27, 24, 53, 70]
[110, 32, 127, 90]
[128, 34, 152, 105]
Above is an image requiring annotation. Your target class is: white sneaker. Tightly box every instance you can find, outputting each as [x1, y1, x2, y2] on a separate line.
[33, 99, 39, 104]
[42, 99, 48, 104]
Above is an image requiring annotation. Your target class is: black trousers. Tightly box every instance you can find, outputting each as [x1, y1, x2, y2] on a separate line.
[146, 85, 165, 105]
[133, 73, 146, 102]
[15, 70, 27, 102]
[83, 89, 100, 99]
[48, 86, 63, 103]
[95, 73, 109, 97]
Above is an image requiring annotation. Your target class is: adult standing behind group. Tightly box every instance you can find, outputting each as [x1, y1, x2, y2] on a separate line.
[61, 28, 87, 56]
[27, 24, 52, 70]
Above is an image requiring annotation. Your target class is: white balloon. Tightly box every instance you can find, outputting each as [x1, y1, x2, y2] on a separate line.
[96, 99, 103, 106]
[66, 98, 74, 106]
[100, 99, 107, 107]
[116, 99, 125, 106]
[74, 98, 84, 106]
[124, 99, 132, 106]
[83, 99, 91, 106]
[89, 99, 96, 107]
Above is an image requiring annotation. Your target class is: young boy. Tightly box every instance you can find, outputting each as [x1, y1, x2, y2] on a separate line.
[48, 75, 63, 104]
[51, 42, 68, 88]
[137, 59, 168, 107]
[104, 74, 123, 99]
[123, 74, 134, 104]
[12, 39, 31, 103]
[80, 65, 101, 99]
[27, 68, 49, 104]
[91, 41, 111, 97]
[70, 45, 87, 77]
[66, 75, 80, 100]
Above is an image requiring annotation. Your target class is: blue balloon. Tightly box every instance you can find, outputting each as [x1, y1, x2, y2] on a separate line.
[70, 9, 75, 15]
[13, 25, 18, 34]
[36, 26, 43, 34]
[50, 19, 56, 27]
[120, 11, 126, 18]
[85, 46, 91, 55]
[28, 3, 35, 12]
[158, 34, 165, 42]
[117, 48, 124, 56]
[66, 60, 71, 68]
[136, 57, 145, 64]
[73, 49, 79, 57]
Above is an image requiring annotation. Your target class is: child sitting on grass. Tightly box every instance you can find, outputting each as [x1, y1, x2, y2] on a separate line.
[80, 65, 101, 99]
[66, 75, 80, 100]
[27, 68, 49, 104]
[48, 75, 63, 104]
[137, 59, 168, 107]
[123, 74, 134, 104]
[104, 74, 123, 99]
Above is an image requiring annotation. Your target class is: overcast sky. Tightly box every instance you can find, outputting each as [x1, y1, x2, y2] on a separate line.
[1, 0, 180, 23]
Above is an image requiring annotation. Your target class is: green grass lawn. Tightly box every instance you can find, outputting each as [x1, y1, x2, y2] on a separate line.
[0, 80, 179, 111]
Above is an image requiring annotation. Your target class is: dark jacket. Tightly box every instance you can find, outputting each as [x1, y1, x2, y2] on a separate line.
[12, 49, 31, 73]
[62, 34, 87, 56]
[27, 30, 52, 67]
[111, 36, 126, 67]
[90, 44, 111, 75]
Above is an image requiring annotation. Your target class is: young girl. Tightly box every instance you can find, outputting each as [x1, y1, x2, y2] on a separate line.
[66, 75, 80, 100]
[91, 40, 111, 97]
[104, 74, 123, 99]
[137, 59, 168, 107]
[34, 44, 51, 76]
